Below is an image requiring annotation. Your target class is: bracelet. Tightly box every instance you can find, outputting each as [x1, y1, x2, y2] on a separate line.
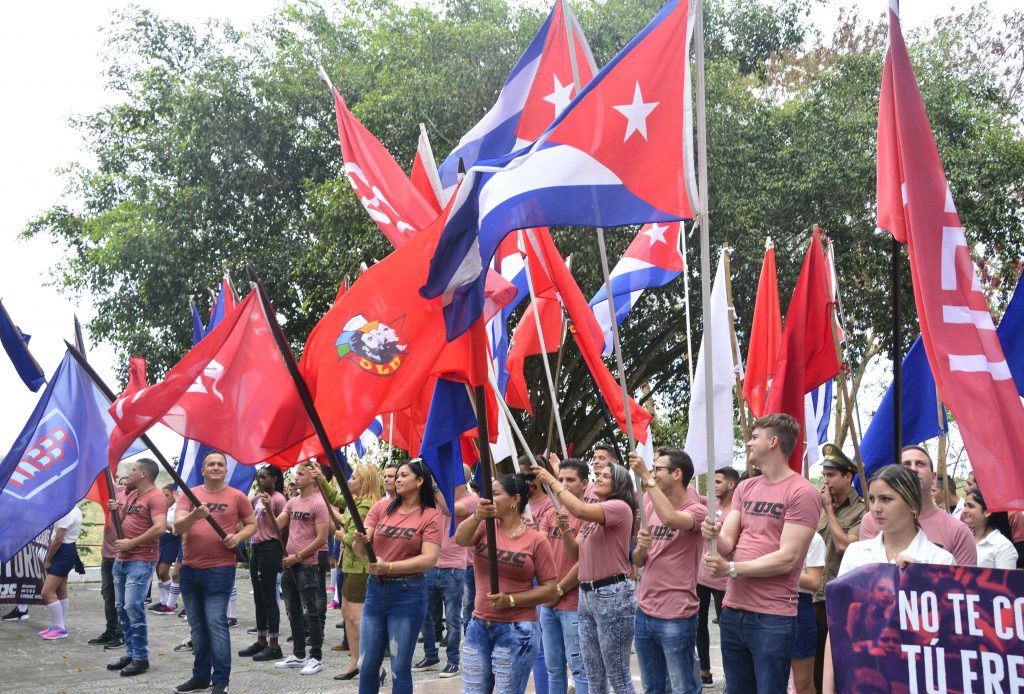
[508, 594, 516, 608]
[555, 586, 564, 597]
[388, 562, 394, 574]
[554, 486, 566, 496]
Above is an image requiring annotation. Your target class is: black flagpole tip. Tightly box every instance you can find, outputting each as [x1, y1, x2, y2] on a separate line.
[458, 157, 466, 175]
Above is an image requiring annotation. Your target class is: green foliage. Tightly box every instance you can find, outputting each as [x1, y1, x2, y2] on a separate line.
[24, 0, 1024, 455]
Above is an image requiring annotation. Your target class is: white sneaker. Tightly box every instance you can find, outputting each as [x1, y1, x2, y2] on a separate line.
[300, 658, 323, 676]
[273, 654, 307, 669]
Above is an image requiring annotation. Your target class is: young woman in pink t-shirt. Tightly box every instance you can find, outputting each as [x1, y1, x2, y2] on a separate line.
[352, 459, 441, 694]
[534, 461, 640, 694]
[455, 473, 557, 694]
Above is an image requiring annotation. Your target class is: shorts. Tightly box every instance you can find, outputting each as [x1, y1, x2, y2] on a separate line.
[342, 572, 368, 603]
[48, 542, 79, 578]
[159, 533, 182, 565]
[328, 537, 341, 559]
[791, 592, 818, 659]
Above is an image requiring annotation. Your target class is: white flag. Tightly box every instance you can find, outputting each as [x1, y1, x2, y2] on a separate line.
[685, 253, 738, 476]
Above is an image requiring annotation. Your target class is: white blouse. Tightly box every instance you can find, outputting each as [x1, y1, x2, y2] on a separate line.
[975, 528, 1018, 570]
[838, 529, 955, 576]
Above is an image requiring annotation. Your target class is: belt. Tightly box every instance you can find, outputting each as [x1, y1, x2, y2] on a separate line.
[579, 573, 628, 592]
[375, 573, 424, 583]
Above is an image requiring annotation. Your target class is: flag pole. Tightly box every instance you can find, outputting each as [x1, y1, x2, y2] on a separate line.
[936, 388, 948, 507]
[721, 244, 752, 478]
[693, 0, 718, 546]
[470, 324, 501, 595]
[517, 230, 569, 459]
[245, 266, 376, 564]
[559, 0, 647, 529]
[63, 341, 246, 561]
[73, 316, 124, 540]
[544, 319, 570, 458]
[892, 236, 903, 465]
[680, 227, 695, 388]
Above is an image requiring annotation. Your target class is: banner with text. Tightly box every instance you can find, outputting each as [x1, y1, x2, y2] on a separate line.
[827, 563, 1023, 694]
[0, 530, 49, 605]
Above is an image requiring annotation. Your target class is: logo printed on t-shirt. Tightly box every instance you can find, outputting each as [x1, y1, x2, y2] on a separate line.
[124, 503, 147, 516]
[650, 525, 678, 542]
[204, 503, 230, 513]
[378, 525, 415, 541]
[473, 542, 527, 568]
[291, 511, 315, 522]
[742, 500, 784, 520]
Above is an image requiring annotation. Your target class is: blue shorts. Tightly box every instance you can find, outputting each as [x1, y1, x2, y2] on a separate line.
[159, 533, 182, 565]
[791, 592, 818, 659]
[327, 537, 341, 559]
[48, 542, 79, 578]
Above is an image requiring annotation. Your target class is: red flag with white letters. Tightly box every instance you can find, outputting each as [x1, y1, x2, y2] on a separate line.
[877, 6, 1024, 510]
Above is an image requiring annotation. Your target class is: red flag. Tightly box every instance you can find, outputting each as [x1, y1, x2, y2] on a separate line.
[765, 230, 840, 472]
[411, 125, 444, 213]
[877, 7, 1024, 510]
[505, 293, 563, 413]
[743, 241, 782, 418]
[108, 298, 313, 469]
[526, 229, 651, 443]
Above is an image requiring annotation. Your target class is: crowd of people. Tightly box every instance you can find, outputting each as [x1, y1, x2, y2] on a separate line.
[3, 412, 1022, 694]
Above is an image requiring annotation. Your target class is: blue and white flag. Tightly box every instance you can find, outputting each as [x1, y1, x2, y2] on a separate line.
[0, 353, 144, 562]
[353, 416, 384, 458]
[803, 380, 833, 470]
[0, 299, 45, 392]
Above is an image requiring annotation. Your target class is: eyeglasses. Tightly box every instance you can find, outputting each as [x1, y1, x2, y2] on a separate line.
[653, 465, 675, 474]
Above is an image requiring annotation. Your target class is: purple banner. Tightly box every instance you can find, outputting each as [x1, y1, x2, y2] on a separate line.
[0, 530, 49, 605]
[826, 563, 1024, 693]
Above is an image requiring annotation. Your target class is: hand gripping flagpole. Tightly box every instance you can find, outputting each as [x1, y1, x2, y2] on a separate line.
[73, 315, 124, 540]
[559, 2, 646, 530]
[245, 266, 376, 564]
[693, 0, 718, 551]
[517, 230, 569, 460]
[63, 341, 247, 562]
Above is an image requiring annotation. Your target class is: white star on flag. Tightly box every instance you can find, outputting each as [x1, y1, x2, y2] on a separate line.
[613, 82, 659, 142]
[643, 222, 669, 246]
[543, 74, 575, 116]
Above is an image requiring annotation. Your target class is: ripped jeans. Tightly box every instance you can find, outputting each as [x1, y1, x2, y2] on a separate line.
[463, 618, 539, 694]
[578, 579, 637, 694]
[540, 606, 588, 694]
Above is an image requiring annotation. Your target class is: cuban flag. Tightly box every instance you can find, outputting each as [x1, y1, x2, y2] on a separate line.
[353, 415, 384, 458]
[437, 0, 597, 197]
[487, 235, 531, 398]
[589, 222, 685, 356]
[803, 380, 833, 470]
[423, 0, 698, 339]
[176, 279, 257, 494]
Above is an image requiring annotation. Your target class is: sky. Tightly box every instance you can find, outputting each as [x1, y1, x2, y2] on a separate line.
[0, 0, 1013, 473]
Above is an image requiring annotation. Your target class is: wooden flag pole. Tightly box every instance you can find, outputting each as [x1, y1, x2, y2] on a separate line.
[463, 383, 502, 482]
[245, 267, 375, 563]
[517, 230, 569, 460]
[469, 324, 501, 595]
[64, 341, 246, 561]
[73, 315, 124, 540]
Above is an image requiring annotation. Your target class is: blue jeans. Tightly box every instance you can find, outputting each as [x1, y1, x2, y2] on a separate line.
[180, 565, 235, 686]
[463, 618, 539, 694]
[421, 567, 466, 666]
[634, 609, 701, 694]
[463, 564, 476, 631]
[113, 559, 154, 661]
[359, 575, 427, 694]
[719, 607, 797, 694]
[539, 606, 588, 694]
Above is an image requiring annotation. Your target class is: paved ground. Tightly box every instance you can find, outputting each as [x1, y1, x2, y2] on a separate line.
[0, 571, 726, 693]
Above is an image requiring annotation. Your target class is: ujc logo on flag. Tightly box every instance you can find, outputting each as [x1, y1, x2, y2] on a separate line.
[4, 411, 80, 500]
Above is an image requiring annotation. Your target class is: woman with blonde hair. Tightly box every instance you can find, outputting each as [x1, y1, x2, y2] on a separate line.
[316, 463, 382, 680]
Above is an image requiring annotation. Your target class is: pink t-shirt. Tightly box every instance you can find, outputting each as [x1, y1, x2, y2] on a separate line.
[859, 505, 977, 566]
[118, 487, 169, 563]
[529, 494, 554, 527]
[102, 487, 127, 559]
[697, 499, 732, 591]
[178, 486, 254, 569]
[251, 491, 288, 544]
[438, 492, 478, 569]
[284, 494, 330, 565]
[578, 499, 633, 582]
[724, 474, 820, 617]
[364, 498, 442, 564]
[471, 523, 556, 623]
[540, 511, 584, 610]
[638, 497, 708, 619]
[583, 482, 600, 504]
[1010, 511, 1024, 543]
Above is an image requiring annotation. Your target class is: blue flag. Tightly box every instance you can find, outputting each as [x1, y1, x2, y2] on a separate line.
[420, 379, 476, 535]
[998, 272, 1024, 394]
[861, 337, 948, 480]
[0, 299, 45, 392]
[0, 353, 143, 562]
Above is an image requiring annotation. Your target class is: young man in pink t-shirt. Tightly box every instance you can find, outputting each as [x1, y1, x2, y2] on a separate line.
[701, 414, 820, 693]
[630, 447, 708, 694]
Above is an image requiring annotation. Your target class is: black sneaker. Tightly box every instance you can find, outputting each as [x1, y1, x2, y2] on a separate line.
[411, 657, 440, 672]
[701, 672, 714, 685]
[106, 656, 133, 671]
[251, 645, 283, 662]
[88, 632, 114, 645]
[439, 663, 460, 678]
[173, 678, 211, 692]
[227, 618, 238, 628]
[212, 685, 229, 694]
[1, 606, 28, 622]
[245, 627, 258, 636]
[120, 659, 150, 677]
[144, 596, 152, 604]
[237, 641, 264, 657]
[103, 636, 126, 649]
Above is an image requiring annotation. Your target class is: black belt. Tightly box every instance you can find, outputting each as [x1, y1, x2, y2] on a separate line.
[374, 573, 424, 583]
[579, 573, 628, 592]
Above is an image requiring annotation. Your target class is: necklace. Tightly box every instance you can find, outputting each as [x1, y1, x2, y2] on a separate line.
[506, 521, 526, 538]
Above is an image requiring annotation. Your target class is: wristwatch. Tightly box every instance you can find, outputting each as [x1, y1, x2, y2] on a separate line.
[728, 561, 739, 578]
[644, 477, 656, 489]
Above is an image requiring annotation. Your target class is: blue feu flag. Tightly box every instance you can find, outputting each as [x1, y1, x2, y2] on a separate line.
[0, 299, 45, 392]
[998, 272, 1024, 394]
[0, 352, 144, 562]
[860, 337, 948, 480]
[420, 379, 477, 535]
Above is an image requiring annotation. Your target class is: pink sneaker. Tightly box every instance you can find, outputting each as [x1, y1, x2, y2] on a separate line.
[326, 586, 335, 594]
[38, 626, 53, 636]
[41, 626, 68, 640]
[327, 600, 340, 610]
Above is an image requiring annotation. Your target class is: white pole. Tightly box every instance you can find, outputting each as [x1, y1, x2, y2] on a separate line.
[680, 224, 695, 387]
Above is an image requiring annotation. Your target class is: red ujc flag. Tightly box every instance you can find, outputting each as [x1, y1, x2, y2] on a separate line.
[877, 6, 1024, 510]
[743, 242, 782, 419]
[765, 230, 839, 472]
[107, 294, 313, 469]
